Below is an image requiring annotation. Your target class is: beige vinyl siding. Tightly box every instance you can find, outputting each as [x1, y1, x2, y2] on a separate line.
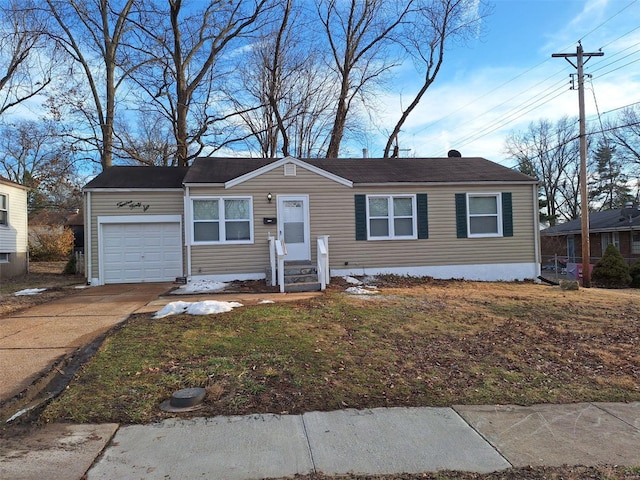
[188, 164, 537, 276]
[336, 185, 536, 270]
[188, 166, 350, 275]
[88, 191, 185, 278]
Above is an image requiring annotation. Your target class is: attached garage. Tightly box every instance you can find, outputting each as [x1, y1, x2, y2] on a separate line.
[99, 216, 183, 284]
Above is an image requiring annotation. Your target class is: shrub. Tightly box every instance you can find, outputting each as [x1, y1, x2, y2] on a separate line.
[630, 260, 640, 288]
[29, 227, 74, 261]
[63, 254, 77, 275]
[591, 244, 631, 288]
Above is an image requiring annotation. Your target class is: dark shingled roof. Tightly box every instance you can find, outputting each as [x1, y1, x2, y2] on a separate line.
[84, 166, 189, 189]
[541, 206, 640, 235]
[183, 157, 536, 184]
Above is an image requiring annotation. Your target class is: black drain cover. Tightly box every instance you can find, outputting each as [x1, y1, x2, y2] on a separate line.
[169, 387, 206, 408]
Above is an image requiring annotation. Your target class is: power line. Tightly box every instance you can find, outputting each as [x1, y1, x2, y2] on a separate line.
[419, 2, 640, 155]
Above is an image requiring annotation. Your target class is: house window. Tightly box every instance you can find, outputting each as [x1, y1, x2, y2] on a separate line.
[601, 232, 620, 254]
[0, 253, 8, 263]
[0, 194, 7, 226]
[467, 193, 502, 237]
[633, 232, 640, 254]
[192, 197, 252, 244]
[366, 195, 417, 239]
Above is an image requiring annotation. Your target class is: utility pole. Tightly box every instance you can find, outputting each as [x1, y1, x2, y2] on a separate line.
[552, 42, 603, 288]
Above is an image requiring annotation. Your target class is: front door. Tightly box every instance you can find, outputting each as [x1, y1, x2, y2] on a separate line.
[278, 195, 310, 261]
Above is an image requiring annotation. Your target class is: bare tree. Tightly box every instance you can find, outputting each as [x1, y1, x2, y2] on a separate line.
[317, 0, 415, 158]
[43, 0, 136, 170]
[505, 117, 581, 225]
[383, 0, 487, 158]
[0, 119, 81, 212]
[114, 111, 175, 166]
[607, 105, 640, 169]
[0, 0, 53, 116]
[233, 0, 336, 158]
[129, 0, 272, 167]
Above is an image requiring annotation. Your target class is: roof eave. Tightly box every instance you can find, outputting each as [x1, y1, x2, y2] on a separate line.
[183, 183, 226, 188]
[83, 187, 185, 193]
[354, 180, 539, 187]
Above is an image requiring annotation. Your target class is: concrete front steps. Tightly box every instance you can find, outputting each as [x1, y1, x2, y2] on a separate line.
[266, 261, 322, 292]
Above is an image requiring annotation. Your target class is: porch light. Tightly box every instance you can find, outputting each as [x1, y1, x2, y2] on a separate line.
[267, 192, 272, 203]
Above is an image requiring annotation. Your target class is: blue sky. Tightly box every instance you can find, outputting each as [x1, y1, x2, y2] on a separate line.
[364, 0, 640, 164]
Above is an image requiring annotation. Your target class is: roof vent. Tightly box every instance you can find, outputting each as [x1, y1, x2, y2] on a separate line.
[447, 149, 462, 158]
[284, 163, 296, 176]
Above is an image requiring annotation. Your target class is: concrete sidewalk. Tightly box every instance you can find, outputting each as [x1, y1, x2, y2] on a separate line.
[1, 402, 639, 480]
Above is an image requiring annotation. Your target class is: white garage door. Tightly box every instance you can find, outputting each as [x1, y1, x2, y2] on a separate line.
[102, 222, 182, 284]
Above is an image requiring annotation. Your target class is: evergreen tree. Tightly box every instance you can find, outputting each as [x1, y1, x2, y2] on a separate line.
[589, 142, 633, 210]
[591, 244, 631, 288]
[629, 259, 640, 288]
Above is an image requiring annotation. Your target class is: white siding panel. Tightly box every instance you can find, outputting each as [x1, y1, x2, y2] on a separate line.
[0, 183, 28, 253]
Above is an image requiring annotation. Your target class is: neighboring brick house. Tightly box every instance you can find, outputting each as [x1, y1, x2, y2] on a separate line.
[540, 203, 640, 265]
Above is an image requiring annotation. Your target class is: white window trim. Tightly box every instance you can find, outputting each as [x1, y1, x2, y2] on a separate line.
[466, 192, 503, 238]
[0, 193, 7, 227]
[632, 232, 640, 255]
[601, 231, 620, 254]
[366, 194, 417, 240]
[190, 196, 254, 245]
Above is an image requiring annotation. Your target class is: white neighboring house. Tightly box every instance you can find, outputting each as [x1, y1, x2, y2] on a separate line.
[0, 176, 29, 280]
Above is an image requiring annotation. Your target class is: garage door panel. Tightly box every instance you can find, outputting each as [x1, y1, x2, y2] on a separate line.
[101, 222, 182, 284]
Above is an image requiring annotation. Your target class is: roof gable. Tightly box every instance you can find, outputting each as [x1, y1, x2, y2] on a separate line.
[224, 157, 353, 188]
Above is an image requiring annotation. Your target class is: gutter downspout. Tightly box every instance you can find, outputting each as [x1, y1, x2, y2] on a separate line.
[85, 191, 92, 284]
[185, 186, 191, 279]
[533, 184, 541, 278]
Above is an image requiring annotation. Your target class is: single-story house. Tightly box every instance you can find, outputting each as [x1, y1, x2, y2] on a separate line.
[82, 156, 540, 289]
[541, 203, 640, 265]
[0, 176, 29, 279]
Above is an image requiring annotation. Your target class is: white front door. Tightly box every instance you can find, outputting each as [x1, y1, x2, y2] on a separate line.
[278, 195, 310, 261]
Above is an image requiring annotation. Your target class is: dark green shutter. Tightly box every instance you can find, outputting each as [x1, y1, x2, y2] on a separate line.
[502, 192, 513, 237]
[355, 195, 367, 240]
[455, 193, 467, 238]
[417, 193, 428, 239]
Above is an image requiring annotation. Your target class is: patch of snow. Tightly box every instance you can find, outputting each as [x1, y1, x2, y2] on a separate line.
[171, 280, 228, 295]
[153, 300, 243, 319]
[345, 286, 378, 295]
[258, 299, 275, 304]
[343, 276, 362, 285]
[14, 288, 47, 296]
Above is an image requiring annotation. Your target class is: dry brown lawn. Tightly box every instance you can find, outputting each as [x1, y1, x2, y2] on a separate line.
[0, 262, 84, 316]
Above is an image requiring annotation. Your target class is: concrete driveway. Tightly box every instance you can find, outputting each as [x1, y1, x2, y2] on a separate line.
[0, 283, 172, 414]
